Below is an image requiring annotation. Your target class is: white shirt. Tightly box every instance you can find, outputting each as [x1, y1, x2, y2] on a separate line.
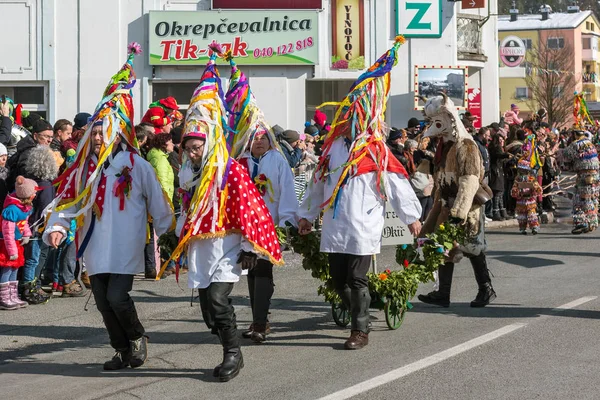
[177, 161, 255, 289]
[298, 138, 422, 255]
[43, 151, 175, 276]
[239, 149, 298, 228]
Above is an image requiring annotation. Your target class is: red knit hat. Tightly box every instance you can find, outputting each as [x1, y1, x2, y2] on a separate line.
[159, 96, 179, 110]
[314, 109, 327, 127]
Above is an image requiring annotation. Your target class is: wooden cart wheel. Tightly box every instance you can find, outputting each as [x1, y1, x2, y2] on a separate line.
[331, 301, 350, 327]
[384, 300, 406, 330]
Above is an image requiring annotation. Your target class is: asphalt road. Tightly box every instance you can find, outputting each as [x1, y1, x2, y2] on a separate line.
[2, 213, 599, 400]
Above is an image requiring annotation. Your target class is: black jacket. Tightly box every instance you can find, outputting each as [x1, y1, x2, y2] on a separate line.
[488, 145, 510, 192]
[29, 179, 55, 237]
[386, 142, 404, 164]
[0, 116, 12, 147]
[6, 134, 37, 192]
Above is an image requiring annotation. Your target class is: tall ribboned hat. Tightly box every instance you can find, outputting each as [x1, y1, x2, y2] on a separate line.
[180, 40, 230, 217]
[224, 51, 283, 159]
[53, 42, 142, 214]
[314, 36, 407, 213]
[518, 134, 542, 171]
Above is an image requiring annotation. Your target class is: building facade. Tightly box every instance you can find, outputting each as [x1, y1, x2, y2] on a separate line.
[499, 9, 600, 120]
[0, 0, 499, 130]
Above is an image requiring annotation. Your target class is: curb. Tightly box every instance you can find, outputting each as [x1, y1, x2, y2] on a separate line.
[485, 212, 555, 229]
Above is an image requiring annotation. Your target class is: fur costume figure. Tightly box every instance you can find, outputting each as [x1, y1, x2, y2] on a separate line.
[421, 94, 485, 254]
[418, 94, 496, 309]
[511, 135, 543, 235]
[562, 131, 599, 234]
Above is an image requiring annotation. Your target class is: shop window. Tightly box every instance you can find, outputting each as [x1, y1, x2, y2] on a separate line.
[152, 81, 200, 113]
[0, 84, 48, 120]
[547, 37, 564, 49]
[305, 80, 354, 123]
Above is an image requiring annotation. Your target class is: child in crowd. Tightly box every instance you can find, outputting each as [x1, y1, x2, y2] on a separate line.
[511, 137, 543, 235]
[0, 176, 36, 310]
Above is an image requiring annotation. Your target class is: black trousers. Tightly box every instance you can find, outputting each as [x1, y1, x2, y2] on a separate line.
[90, 274, 145, 351]
[198, 282, 237, 335]
[328, 253, 371, 290]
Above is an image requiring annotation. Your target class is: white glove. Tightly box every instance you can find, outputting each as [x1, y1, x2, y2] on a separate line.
[21, 236, 31, 245]
[9, 254, 18, 261]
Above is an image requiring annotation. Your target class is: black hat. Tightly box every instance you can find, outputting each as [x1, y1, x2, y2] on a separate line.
[32, 119, 53, 134]
[388, 128, 403, 141]
[407, 118, 420, 129]
[304, 123, 319, 136]
[73, 112, 91, 130]
[22, 112, 43, 131]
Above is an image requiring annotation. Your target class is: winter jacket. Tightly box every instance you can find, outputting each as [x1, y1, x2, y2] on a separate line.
[0, 194, 32, 258]
[488, 145, 510, 192]
[386, 142, 404, 164]
[473, 136, 490, 177]
[24, 145, 59, 236]
[278, 140, 303, 168]
[6, 134, 37, 191]
[147, 147, 175, 200]
[0, 116, 12, 147]
[503, 110, 523, 126]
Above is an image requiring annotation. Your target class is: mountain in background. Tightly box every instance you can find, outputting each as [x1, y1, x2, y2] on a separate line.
[498, 0, 600, 16]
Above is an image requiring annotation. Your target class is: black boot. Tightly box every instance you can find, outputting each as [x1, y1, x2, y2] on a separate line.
[218, 328, 244, 382]
[129, 335, 148, 368]
[470, 253, 496, 308]
[104, 348, 131, 370]
[500, 209, 509, 220]
[251, 277, 274, 343]
[242, 275, 255, 339]
[492, 211, 503, 221]
[418, 262, 453, 307]
[345, 287, 370, 350]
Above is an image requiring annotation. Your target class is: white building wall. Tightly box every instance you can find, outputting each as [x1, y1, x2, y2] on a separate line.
[0, 0, 499, 130]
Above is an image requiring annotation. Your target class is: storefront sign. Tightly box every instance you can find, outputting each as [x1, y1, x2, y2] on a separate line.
[331, 0, 365, 69]
[382, 209, 413, 246]
[396, 0, 442, 38]
[212, 0, 322, 8]
[499, 36, 526, 67]
[149, 11, 319, 66]
[468, 87, 481, 129]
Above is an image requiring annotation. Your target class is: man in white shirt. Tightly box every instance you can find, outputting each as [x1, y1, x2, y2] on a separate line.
[45, 44, 175, 371]
[298, 36, 421, 350]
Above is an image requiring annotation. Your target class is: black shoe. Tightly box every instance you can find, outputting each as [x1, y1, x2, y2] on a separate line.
[219, 348, 244, 382]
[129, 336, 148, 368]
[241, 324, 254, 339]
[500, 209, 510, 220]
[492, 212, 503, 221]
[104, 350, 131, 370]
[418, 291, 450, 307]
[213, 364, 222, 377]
[470, 284, 496, 308]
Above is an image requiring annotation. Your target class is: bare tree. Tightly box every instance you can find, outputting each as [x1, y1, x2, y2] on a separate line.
[523, 32, 576, 125]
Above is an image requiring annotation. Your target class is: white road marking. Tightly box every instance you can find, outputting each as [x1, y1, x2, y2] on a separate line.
[552, 296, 597, 311]
[318, 323, 527, 400]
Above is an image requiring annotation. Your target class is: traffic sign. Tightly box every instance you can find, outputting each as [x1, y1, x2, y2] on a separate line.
[396, 0, 442, 38]
[462, 0, 485, 9]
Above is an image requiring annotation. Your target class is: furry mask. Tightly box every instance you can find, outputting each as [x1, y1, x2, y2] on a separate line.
[422, 94, 471, 142]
